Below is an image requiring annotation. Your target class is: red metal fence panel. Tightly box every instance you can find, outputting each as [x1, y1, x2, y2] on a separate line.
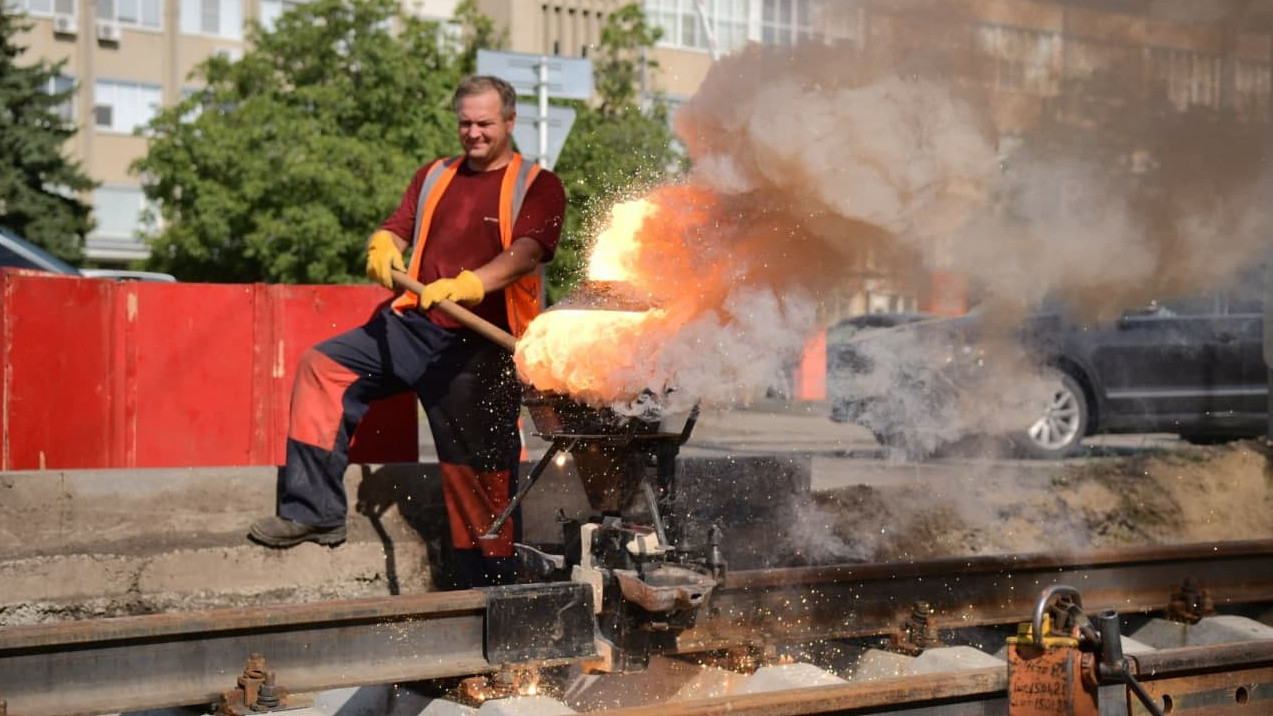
[2, 272, 114, 470]
[1, 270, 417, 470]
[265, 284, 417, 466]
[127, 281, 258, 467]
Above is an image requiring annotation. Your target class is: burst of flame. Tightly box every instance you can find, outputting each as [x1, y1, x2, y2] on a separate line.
[587, 198, 657, 282]
[516, 308, 669, 405]
[584, 185, 718, 294]
[515, 185, 726, 407]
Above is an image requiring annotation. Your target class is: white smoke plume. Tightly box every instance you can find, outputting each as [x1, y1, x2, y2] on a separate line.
[518, 47, 1000, 411]
[518, 1, 1270, 426]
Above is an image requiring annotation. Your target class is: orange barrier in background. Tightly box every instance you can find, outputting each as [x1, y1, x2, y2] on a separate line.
[922, 269, 969, 317]
[0, 270, 417, 471]
[792, 329, 827, 402]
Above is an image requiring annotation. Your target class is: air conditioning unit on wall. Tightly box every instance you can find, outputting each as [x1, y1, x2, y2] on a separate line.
[52, 14, 77, 35]
[96, 20, 121, 43]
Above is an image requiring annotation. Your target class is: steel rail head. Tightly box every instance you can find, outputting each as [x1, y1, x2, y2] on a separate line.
[0, 590, 489, 653]
[682, 539, 1273, 655]
[1131, 638, 1273, 675]
[722, 539, 1273, 591]
[5, 541, 1273, 716]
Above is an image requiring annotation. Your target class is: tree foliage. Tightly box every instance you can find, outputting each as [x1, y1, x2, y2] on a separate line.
[547, 3, 682, 299]
[137, 0, 476, 282]
[0, 7, 95, 261]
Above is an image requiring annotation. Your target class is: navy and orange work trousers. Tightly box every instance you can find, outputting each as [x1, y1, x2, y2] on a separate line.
[278, 306, 522, 587]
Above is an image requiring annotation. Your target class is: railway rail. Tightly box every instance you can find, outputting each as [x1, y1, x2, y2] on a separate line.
[2, 539, 1272, 716]
[596, 640, 1273, 716]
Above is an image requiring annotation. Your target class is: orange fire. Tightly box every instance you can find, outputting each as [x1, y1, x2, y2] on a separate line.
[586, 184, 720, 293]
[586, 197, 658, 282]
[515, 186, 722, 406]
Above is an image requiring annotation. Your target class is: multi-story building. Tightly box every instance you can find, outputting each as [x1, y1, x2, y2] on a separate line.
[7, 0, 458, 264]
[479, 1, 856, 108]
[9, 0, 1272, 295]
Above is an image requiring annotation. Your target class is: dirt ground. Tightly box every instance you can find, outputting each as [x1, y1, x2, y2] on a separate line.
[806, 441, 1273, 562]
[6, 440, 1270, 626]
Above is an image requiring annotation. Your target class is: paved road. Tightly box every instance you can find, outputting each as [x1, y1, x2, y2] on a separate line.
[419, 398, 1187, 471]
[415, 399, 871, 461]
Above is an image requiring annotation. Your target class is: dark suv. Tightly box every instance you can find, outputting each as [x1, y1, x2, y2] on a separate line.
[827, 276, 1267, 458]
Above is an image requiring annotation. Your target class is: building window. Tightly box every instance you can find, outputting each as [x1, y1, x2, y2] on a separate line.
[8, 0, 74, 17]
[645, 0, 698, 51]
[1065, 37, 1142, 93]
[93, 186, 148, 238]
[760, 0, 811, 47]
[815, 3, 858, 44]
[712, 0, 749, 52]
[1234, 58, 1270, 122]
[94, 80, 162, 134]
[97, 0, 162, 29]
[1147, 46, 1223, 111]
[45, 75, 75, 122]
[975, 24, 1060, 95]
[645, 0, 750, 55]
[88, 185, 154, 261]
[258, 0, 305, 32]
[180, 0, 242, 40]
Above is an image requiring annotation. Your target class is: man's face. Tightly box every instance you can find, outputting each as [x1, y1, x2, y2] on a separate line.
[457, 89, 514, 165]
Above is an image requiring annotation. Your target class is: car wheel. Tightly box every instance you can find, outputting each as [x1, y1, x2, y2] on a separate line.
[1015, 371, 1088, 459]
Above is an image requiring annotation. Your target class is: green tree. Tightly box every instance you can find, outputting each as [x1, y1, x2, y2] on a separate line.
[547, 3, 682, 300]
[0, 7, 95, 261]
[136, 0, 469, 282]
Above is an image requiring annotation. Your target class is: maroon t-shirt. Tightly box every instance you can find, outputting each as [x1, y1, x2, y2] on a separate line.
[380, 158, 566, 330]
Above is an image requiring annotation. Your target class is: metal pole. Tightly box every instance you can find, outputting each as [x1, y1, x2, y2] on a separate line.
[1267, 255, 1273, 445]
[534, 56, 550, 308]
[1266, 35, 1273, 444]
[639, 45, 648, 113]
[537, 57, 549, 168]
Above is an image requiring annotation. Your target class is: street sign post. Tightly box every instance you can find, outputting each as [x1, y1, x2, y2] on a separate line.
[477, 50, 593, 100]
[511, 103, 575, 171]
[478, 50, 593, 169]
[1265, 257, 1273, 442]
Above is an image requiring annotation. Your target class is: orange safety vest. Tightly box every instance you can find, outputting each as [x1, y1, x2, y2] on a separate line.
[391, 153, 544, 338]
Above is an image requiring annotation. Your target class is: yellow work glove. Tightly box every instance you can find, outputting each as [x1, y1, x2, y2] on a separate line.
[419, 270, 485, 309]
[365, 230, 405, 290]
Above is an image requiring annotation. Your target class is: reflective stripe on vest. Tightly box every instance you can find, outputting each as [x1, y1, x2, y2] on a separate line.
[391, 153, 544, 338]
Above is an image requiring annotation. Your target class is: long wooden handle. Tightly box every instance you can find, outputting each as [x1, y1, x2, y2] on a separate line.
[391, 270, 517, 353]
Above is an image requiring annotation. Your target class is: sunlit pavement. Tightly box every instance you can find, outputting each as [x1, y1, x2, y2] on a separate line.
[418, 398, 1187, 465]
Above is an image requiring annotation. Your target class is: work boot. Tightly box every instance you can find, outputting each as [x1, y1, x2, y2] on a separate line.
[248, 516, 346, 548]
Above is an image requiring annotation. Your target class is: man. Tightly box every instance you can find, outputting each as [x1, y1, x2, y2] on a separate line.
[249, 75, 566, 588]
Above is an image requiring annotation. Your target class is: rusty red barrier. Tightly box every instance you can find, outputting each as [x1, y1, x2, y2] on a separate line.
[0, 270, 417, 470]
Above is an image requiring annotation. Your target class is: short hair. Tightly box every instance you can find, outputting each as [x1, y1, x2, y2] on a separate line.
[453, 75, 517, 120]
